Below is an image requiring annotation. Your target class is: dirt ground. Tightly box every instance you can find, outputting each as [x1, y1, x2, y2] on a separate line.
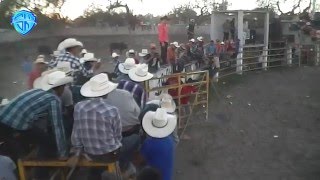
[175, 66, 320, 180]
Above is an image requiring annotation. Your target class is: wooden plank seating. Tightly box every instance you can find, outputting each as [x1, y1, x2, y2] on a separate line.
[17, 156, 121, 180]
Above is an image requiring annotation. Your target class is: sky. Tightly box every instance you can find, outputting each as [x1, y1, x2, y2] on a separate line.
[61, 0, 259, 20]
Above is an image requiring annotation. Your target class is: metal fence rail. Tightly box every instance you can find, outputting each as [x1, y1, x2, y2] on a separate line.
[218, 45, 305, 79]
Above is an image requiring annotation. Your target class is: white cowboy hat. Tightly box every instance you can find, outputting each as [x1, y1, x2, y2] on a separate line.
[81, 49, 88, 54]
[37, 55, 45, 59]
[197, 36, 204, 42]
[36, 71, 73, 91]
[0, 98, 9, 107]
[112, 52, 119, 58]
[128, 63, 153, 82]
[118, 58, 137, 74]
[139, 49, 149, 57]
[63, 38, 83, 49]
[33, 69, 59, 89]
[160, 94, 176, 113]
[80, 73, 118, 98]
[34, 57, 48, 64]
[189, 38, 195, 43]
[170, 42, 180, 48]
[51, 50, 61, 57]
[128, 49, 135, 54]
[56, 61, 73, 74]
[142, 108, 177, 138]
[220, 42, 225, 45]
[80, 53, 100, 64]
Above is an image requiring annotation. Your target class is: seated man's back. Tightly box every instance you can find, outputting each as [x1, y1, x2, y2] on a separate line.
[72, 98, 122, 155]
[105, 89, 140, 131]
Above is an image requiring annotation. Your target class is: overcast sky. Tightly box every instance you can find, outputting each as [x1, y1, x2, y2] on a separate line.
[60, 0, 307, 20]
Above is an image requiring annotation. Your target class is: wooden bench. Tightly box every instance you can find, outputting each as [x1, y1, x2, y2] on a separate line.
[17, 157, 121, 180]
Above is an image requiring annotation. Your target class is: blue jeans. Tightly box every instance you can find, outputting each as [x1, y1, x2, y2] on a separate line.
[119, 134, 141, 170]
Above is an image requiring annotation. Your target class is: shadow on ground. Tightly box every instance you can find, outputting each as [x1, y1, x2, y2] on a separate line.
[175, 67, 320, 180]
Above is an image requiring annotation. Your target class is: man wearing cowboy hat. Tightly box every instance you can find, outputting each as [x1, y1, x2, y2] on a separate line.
[116, 58, 137, 82]
[105, 89, 141, 137]
[143, 44, 161, 73]
[28, 56, 48, 89]
[51, 38, 100, 83]
[167, 42, 179, 71]
[140, 107, 177, 180]
[71, 73, 140, 176]
[116, 64, 153, 110]
[141, 93, 179, 145]
[0, 71, 72, 163]
[76, 52, 101, 85]
[158, 16, 170, 65]
[80, 49, 88, 58]
[127, 49, 139, 64]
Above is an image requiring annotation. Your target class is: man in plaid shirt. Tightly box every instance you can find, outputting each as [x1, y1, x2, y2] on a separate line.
[50, 38, 99, 83]
[117, 79, 146, 109]
[0, 71, 73, 163]
[71, 73, 140, 178]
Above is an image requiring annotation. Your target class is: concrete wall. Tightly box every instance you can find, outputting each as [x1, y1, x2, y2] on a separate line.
[0, 25, 210, 43]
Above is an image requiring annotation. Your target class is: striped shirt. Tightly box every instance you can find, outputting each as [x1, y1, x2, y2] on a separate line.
[0, 89, 68, 157]
[50, 52, 93, 82]
[117, 80, 146, 109]
[72, 98, 122, 155]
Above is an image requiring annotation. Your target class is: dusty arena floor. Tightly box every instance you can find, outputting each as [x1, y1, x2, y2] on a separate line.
[175, 66, 320, 180]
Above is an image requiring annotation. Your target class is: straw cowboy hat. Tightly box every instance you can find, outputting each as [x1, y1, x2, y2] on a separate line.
[80, 53, 100, 64]
[51, 50, 61, 57]
[197, 36, 204, 42]
[118, 58, 137, 74]
[170, 42, 180, 48]
[220, 42, 225, 45]
[112, 52, 120, 58]
[128, 63, 153, 82]
[0, 98, 9, 107]
[139, 49, 149, 57]
[128, 49, 135, 54]
[80, 73, 118, 98]
[56, 61, 73, 74]
[159, 94, 176, 113]
[189, 38, 195, 43]
[34, 57, 48, 64]
[63, 38, 83, 49]
[81, 49, 87, 54]
[146, 94, 176, 113]
[142, 108, 177, 138]
[34, 71, 73, 91]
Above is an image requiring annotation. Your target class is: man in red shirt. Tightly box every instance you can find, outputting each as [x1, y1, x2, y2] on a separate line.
[28, 56, 48, 89]
[158, 16, 169, 65]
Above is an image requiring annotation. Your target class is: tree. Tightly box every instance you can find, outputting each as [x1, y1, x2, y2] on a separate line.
[257, 0, 312, 16]
[169, 0, 229, 25]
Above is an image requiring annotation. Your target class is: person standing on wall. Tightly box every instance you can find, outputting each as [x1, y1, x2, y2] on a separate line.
[223, 19, 231, 41]
[187, 19, 195, 40]
[158, 16, 170, 65]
